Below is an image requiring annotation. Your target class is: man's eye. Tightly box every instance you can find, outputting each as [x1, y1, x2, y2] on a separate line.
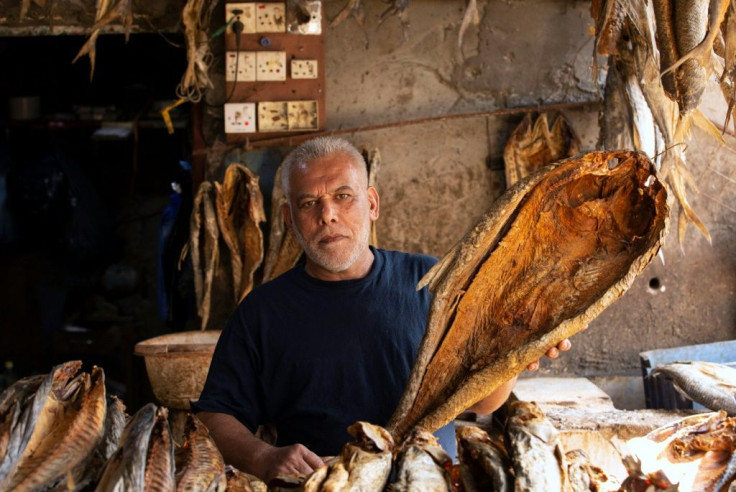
[336, 193, 350, 200]
[300, 200, 316, 208]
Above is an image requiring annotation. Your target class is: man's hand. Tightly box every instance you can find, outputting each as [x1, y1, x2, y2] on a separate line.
[259, 443, 325, 483]
[526, 325, 588, 371]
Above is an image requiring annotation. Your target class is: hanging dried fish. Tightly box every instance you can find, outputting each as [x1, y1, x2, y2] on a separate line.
[0, 365, 107, 490]
[262, 164, 303, 283]
[388, 151, 670, 441]
[191, 181, 220, 330]
[215, 164, 266, 303]
[503, 112, 581, 188]
[73, 0, 133, 81]
[652, 0, 680, 100]
[363, 147, 381, 248]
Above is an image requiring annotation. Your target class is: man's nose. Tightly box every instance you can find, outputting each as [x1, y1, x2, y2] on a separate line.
[319, 199, 337, 223]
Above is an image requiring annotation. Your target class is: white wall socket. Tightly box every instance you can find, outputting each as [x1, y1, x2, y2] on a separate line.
[256, 51, 286, 81]
[288, 100, 318, 130]
[286, 0, 321, 35]
[225, 3, 256, 34]
[258, 101, 288, 132]
[224, 103, 257, 133]
[291, 59, 318, 79]
[226, 51, 257, 82]
[256, 3, 286, 33]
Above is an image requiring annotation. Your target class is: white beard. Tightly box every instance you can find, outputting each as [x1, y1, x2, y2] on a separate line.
[291, 213, 372, 274]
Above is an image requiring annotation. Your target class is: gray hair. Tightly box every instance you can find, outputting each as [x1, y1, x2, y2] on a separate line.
[280, 137, 365, 196]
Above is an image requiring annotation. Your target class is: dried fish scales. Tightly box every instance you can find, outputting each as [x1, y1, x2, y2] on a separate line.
[175, 413, 226, 491]
[388, 151, 670, 441]
[0, 360, 83, 485]
[144, 407, 176, 491]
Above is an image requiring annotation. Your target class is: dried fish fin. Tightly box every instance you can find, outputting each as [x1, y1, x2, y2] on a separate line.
[670, 155, 711, 246]
[458, 0, 480, 49]
[691, 108, 727, 144]
[662, 0, 731, 77]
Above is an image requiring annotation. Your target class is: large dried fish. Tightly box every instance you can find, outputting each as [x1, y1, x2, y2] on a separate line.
[175, 413, 227, 491]
[503, 112, 581, 188]
[191, 181, 220, 330]
[144, 407, 176, 491]
[388, 151, 670, 440]
[624, 411, 736, 491]
[653, 0, 680, 100]
[565, 449, 620, 492]
[0, 373, 44, 465]
[60, 394, 128, 491]
[73, 0, 133, 81]
[505, 400, 567, 492]
[388, 427, 452, 491]
[215, 164, 266, 303]
[96, 402, 158, 491]
[300, 421, 394, 491]
[456, 425, 512, 492]
[0, 361, 83, 484]
[262, 164, 303, 283]
[1, 365, 107, 490]
[651, 361, 736, 415]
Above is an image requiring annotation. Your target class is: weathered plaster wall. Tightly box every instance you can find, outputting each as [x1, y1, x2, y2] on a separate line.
[204, 1, 735, 381]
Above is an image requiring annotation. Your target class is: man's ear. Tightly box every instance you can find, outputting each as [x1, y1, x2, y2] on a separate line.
[282, 203, 292, 229]
[367, 186, 380, 221]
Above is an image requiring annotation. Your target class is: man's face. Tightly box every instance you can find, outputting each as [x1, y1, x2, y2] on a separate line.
[283, 152, 379, 280]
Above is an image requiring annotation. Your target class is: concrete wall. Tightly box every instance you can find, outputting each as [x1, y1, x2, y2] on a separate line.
[288, 0, 735, 380]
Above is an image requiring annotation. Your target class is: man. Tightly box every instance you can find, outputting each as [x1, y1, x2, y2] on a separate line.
[193, 136, 571, 482]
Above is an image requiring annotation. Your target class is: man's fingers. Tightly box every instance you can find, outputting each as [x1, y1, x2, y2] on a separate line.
[303, 450, 325, 470]
[557, 339, 571, 351]
[546, 347, 559, 359]
[527, 360, 540, 371]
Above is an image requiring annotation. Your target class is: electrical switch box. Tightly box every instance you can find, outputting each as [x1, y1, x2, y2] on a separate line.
[288, 100, 318, 130]
[224, 103, 257, 133]
[291, 59, 318, 79]
[258, 101, 289, 132]
[226, 51, 257, 82]
[224, 1, 325, 142]
[256, 3, 286, 33]
[225, 3, 257, 34]
[256, 51, 286, 81]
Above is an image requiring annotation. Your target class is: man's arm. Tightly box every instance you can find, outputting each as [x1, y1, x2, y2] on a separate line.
[197, 411, 325, 483]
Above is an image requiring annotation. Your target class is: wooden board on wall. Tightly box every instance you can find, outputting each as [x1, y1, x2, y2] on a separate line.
[224, 2, 326, 144]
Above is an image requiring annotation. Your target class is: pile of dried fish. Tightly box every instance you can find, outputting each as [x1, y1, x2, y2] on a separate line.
[592, 0, 735, 244]
[503, 112, 581, 188]
[0, 361, 267, 491]
[0, 361, 115, 490]
[650, 360, 736, 415]
[191, 163, 266, 329]
[622, 411, 736, 491]
[388, 150, 669, 441]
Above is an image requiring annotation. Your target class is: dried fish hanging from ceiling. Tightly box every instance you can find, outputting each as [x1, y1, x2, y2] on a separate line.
[73, 0, 134, 80]
[592, 0, 735, 245]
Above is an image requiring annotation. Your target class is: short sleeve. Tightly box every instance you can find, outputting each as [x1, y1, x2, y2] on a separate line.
[190, 305, 264, 433]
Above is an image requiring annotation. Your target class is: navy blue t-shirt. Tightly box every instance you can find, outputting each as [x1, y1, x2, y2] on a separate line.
[192, 247, 438, 456]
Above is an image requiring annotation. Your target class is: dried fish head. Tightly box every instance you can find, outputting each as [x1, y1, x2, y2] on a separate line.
[456, 424, 511, 492]
[388, 427, 452, 491]
[389, 151, 670, 441]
